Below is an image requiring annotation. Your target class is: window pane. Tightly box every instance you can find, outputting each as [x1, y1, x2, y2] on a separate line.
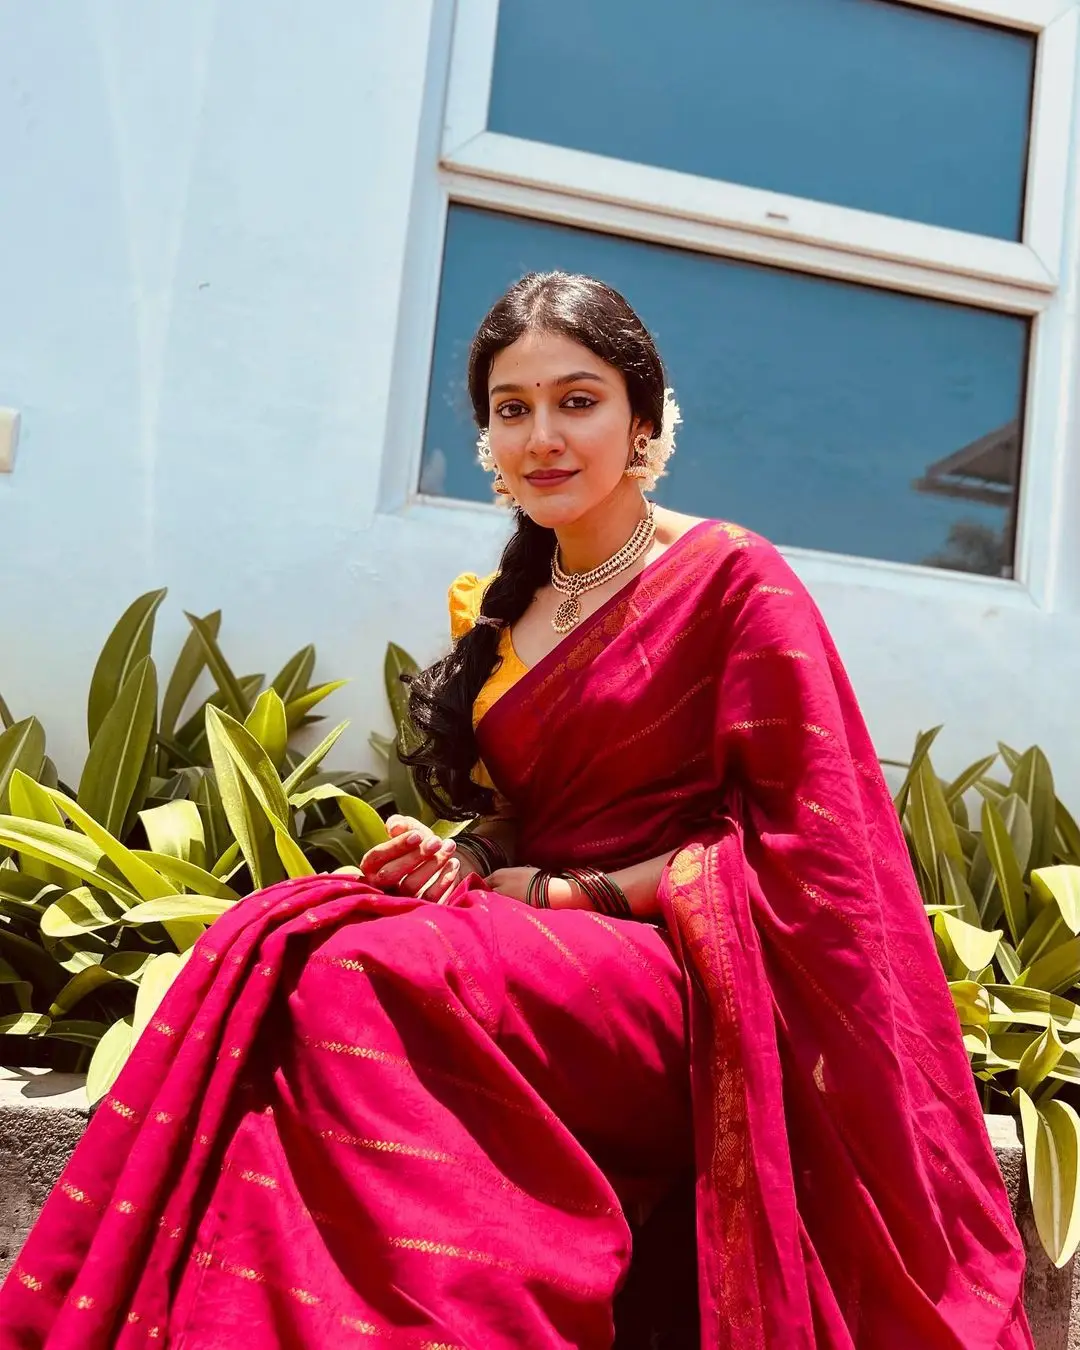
[488, 0, 1034, 241]
[421, 206, 1028, 577]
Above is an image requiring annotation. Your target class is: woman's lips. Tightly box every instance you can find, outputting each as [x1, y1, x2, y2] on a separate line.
[524, 469, 578, 487]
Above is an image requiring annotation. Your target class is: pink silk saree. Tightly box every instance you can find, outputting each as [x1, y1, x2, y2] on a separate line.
[0, 522, 1030, 1348]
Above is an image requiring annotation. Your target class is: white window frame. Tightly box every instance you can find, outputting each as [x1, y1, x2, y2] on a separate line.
[382, 0, 1080, 614]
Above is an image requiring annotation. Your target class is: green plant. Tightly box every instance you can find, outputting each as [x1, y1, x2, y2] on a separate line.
[0, 592, 435, 1100]
[893, 730, 1080, 1266]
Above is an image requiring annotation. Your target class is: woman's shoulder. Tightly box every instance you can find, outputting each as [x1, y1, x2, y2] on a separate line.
[657, 510, 789, 577]
[447, 571, 496, 640]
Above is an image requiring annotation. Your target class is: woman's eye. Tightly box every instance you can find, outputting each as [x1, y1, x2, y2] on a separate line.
[496, 401, 527, 419]
[564, 394, 597, 410]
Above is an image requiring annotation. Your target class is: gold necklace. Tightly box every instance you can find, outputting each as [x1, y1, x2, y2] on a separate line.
[550, 504, 657, 634]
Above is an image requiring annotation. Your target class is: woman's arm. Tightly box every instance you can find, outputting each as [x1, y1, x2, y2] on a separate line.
[487, 851, 675, 919]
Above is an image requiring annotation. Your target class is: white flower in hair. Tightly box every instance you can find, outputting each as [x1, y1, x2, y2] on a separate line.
[638, 388, 682, 491]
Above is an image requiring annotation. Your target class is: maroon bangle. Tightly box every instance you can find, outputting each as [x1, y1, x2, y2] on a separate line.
[525, 870, 554, 909]
[456, 832, 508, 876]
[562, 867, 633, 919]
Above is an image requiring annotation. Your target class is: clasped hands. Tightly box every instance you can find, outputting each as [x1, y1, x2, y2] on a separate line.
[358, 815, 582, 908]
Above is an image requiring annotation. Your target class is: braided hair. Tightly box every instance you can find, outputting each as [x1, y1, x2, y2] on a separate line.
[404, 272, 666, 819]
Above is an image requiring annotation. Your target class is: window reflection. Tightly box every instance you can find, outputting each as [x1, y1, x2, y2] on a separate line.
[422, 207, 1029, 578]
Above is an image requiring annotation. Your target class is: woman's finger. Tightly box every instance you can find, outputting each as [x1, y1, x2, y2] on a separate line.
[386, 816, 424, 837]
[375, 841, 455, 888]
[397, 855, 455, 898]
[359, 831, 426, 879]
[429, 859, 463, 904]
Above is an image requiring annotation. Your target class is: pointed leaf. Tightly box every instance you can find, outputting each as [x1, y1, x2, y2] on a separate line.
[1056, 802, 1080, 866]
[1033, 867, 1080, 936]
[907, 758, 963, 905]
[123, 895, 235, 926]
[388, 739, 432, 827]
[0, 717, 47, 814]
[950, 980, 990, 1030]
[1020, 937, 1080, 996]
[1017, 1090, 1080, 1267]
[160, 610, 221, 739]
[0, 692, 13, 730]
[1017, 901, 1068, 972]
[271, 645, 316, 705]
[183, 612, 248, 719]
[284, 681, 348, 731]
[41, 887, 125, 939]
[86, 1016, 134, 1105]
[1019, 1022, 1067, 1096]
[893, 727, 943, 817]
[78, 657, 158, 838]
[87, 589, 167, 744]
[131, 851, 239, 900]
[988, 985, 1080, 1034]
[194, 774, 231, 866]
[939, 854, 980, 927]
[997, 941, 1022, 985]
[49, 961, 143, 1017]
[1012, 748, 1057, 874]
[944, 754, 998, 806]
[384, 644, 420, 738]
[132, 953, 186, 1039]
[139, 800, 205, 868]
[8, 770, 68, 886]
[273, 826, 315, 879]
[206, 708, 289, 823]
[43, 787, 175, 903]
[338, 796, 391, 853]
[983, 797, 1028, 946]
[244, 690, 289, 770]
[205, 708, 284, 891]
[939, 913, 1002, 976]
[281, 722, 349, 796]
[0, 815, 141, 905]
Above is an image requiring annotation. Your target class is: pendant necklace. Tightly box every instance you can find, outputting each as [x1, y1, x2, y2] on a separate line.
[550, 504, 657, 635]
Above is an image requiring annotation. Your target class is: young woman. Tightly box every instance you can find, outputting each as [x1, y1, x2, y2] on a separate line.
[0, 273, 1031, 1349]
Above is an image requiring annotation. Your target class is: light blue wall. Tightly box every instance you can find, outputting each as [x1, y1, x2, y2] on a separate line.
[0, 0, 1078, 807]
[0, 0, 457, 778]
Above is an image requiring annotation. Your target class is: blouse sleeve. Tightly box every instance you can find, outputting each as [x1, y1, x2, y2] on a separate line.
[448, 572, 492, 641]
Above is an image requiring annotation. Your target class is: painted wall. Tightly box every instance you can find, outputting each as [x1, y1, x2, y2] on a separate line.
[1, 0, 1078, 807]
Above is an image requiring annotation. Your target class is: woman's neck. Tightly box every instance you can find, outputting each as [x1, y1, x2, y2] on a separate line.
[555, 486, 649, 574]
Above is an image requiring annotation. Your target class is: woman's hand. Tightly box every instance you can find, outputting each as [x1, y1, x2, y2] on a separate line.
[360, 816, 474, 902]
[485, 868, 590, 910]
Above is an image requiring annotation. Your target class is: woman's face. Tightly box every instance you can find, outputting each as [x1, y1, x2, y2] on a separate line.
[485, 329, 647, 528]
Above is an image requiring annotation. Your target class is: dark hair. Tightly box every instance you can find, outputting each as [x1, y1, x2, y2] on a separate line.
[404, 271, 666, 819]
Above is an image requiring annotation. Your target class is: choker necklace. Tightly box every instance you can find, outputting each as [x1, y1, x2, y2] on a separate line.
[550, 504, 657, 634]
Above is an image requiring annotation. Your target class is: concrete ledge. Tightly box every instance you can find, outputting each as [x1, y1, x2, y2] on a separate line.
[0, 1077, 1075, 1344]
[0, 1069, 89, 1282]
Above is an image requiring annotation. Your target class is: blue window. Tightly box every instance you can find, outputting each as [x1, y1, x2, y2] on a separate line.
[420, 206, 1028, 577]
[488, 0, 1035, 240]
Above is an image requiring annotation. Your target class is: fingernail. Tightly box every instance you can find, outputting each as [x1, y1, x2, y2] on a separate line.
[406, 831, 422, 845]
[420, 837, 441, 856]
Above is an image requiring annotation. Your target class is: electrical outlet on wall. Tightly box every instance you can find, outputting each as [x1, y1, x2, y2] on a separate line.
[0, 409, 21, 473]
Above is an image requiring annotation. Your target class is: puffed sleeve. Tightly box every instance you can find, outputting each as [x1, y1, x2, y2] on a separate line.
[447, 572, 492, 641]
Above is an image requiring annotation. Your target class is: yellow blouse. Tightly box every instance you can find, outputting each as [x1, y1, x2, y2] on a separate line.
[448, 573, 528, 728]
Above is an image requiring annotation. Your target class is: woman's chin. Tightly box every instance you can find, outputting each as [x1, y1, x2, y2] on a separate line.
[519, 493, 591, 530]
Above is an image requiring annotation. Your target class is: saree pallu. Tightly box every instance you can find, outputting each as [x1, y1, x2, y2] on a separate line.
[1, 520, 1031, 1348]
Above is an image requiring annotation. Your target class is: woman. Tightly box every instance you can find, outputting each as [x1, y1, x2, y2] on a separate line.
[0, 273, 1031, 1348]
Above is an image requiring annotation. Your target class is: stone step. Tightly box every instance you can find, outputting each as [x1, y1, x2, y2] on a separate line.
[0, 1070, 1075, 1345]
